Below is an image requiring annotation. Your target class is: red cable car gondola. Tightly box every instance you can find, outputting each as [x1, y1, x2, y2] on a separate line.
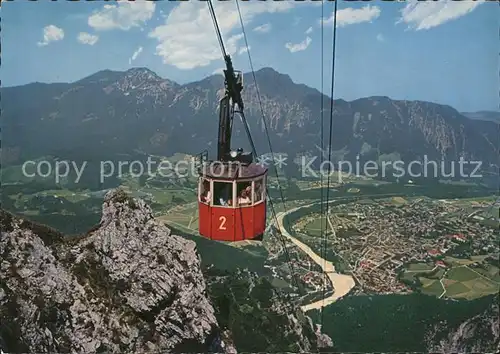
[197, 55, 267, 242]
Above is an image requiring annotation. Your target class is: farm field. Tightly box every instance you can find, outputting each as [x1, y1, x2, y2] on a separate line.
[406, 263, 435, 272]
[301, 216, 328, 237]
[444, 255, 489, 266]
[391, 196, 407, 205]
[474, 263, 500, 283]
[442, 265, 499, 300]
[157, 205, 199, 231]
[402, 258, 500, 300]
[419, 278, 444, 297]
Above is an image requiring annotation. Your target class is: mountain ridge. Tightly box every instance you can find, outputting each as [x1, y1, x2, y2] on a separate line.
[4, 67, 498, 115]
[462, 110, 500, 123]
[2, 67, 498, 175]
[4, 67, 492, 114]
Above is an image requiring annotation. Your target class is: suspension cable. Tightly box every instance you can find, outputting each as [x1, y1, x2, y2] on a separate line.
[319, 0, 327, 316]
[234, 0, 303, 294]
[320, 0, 339, 328]
[207, 0, 303, 295]
[235, 0, 290, 218]
[207, 0, 227, 59]
[236, 110, 302, 293]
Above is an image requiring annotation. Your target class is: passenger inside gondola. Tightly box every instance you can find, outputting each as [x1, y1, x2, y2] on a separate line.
[214, 181, 232, 206]
[254, 178, 263, 203]
[200, 180, 211, 203]
[237, 182, 251, 206]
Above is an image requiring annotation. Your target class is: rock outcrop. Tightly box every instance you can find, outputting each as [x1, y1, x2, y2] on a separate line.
[203, 267, 322, 352]
[426, 294, 499, 353]
[0, 189, 231, 353]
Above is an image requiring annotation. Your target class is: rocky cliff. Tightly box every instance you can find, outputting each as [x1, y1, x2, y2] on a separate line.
[0, 189, 325, 353]
[0, 189, 230, 353]
[426, 294, 499, 353]
[205, 267, 322, 353]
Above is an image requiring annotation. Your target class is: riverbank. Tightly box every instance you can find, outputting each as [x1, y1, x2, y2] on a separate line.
[275, 201, 356, 311]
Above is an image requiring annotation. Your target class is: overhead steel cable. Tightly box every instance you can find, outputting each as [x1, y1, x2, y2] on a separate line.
[235, 0, 289, 216]
[320, 0, 339, 328]
[234, 0, 303, 294]
[207, 0, 303, 295]
[236, 110, 302, 293]
[319, 0, 327, 316]
[207, 0, 227, 59]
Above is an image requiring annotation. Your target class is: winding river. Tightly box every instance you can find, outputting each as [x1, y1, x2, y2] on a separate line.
[274, 201, 356, 312]
[273, 194, 408, 311]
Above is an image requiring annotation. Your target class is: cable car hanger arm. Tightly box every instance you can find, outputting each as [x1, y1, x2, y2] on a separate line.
[207, 0, 243, 110]
[215, 55, 246, 162]
[207, 0, 245, 162]
[217, 55, 245, 161]
[222, 55, 244, 112]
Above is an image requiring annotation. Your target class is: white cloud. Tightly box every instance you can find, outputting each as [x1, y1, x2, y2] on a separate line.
[129, 46, 144, 65]
[321, 5, 381, 27]
[148, 0, 318, 70]
[238, 46, 250, 55]
[305, 26, 313, 34]
[77, 32, 99, 45]
[285, 36, 311, 53]
[397, 0, 485, 31]
[376, 33, 384, 42]
[37, 25, 64, 46]
[253, 23, 271, 33]
[88, 0, 156, 31]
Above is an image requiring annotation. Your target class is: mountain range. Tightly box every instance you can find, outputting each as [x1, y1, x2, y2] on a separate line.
[2, 67, 499, 170]
[462, 111, 500, 123]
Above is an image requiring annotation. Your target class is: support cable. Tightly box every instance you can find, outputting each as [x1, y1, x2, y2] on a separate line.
[320, 0, 339, 328]
[237, 110, 302, 293]
[208, 0, 303, 295]
[319, 0, 327, 318]
[207, 0, 227, 59]
[234, 0, 304, 294]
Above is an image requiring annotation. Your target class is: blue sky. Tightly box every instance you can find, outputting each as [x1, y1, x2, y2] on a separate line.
[2, 0, 498, 112]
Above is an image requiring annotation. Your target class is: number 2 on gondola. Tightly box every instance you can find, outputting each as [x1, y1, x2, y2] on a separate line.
[218, 216, 227, 230]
